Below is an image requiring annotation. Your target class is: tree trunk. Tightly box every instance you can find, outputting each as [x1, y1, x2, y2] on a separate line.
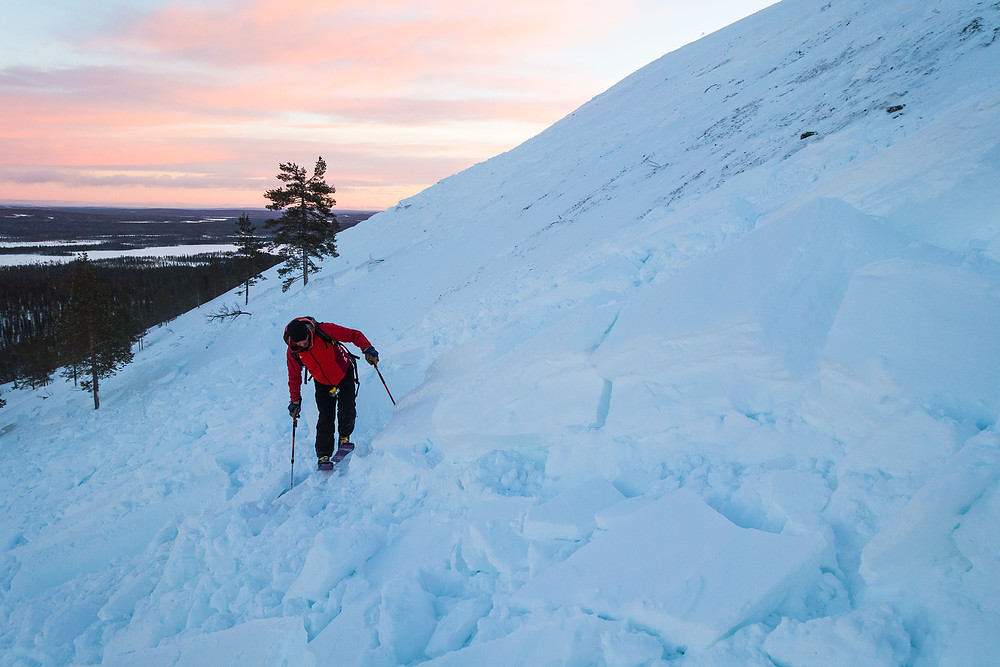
[302, 248, 309, 287]
[88, 325, 100, 410]
[91, 357, 100, 410]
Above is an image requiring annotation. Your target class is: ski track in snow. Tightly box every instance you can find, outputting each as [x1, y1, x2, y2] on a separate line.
[3, 0, 1000, 664]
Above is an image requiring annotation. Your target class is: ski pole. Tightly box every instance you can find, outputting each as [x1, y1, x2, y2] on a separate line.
[374, 364, 395, 405]
[290, 416, 297, 491]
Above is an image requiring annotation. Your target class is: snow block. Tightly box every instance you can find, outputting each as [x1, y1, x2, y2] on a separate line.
[822, 259, 1000, 426]
[425, 596, 494, 658]
[462, 497, 533, 582]
[102, 617, 312, 667]
[763, 604, 910, 667]
[860, 430, 1000, 592]
[523, 477, 626, 541]
[421, 615, 615, 667]
[378, 575, 438, 664]
[284, 523, 387, 603]
[513, 488, 824, 651]
[307, 580, 380, 667]
[597, 198, 910, 376]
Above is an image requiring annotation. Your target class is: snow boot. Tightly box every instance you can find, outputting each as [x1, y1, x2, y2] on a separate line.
[332, 437, 354, 464]
[317, 455, 334, 471]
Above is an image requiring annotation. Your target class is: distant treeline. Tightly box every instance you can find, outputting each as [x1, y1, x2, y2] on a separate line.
[0, 206, 373, 245]
[0, 252, 282, 386]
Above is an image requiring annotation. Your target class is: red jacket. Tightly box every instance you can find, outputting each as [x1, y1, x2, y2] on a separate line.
[286, 320, 373, 402]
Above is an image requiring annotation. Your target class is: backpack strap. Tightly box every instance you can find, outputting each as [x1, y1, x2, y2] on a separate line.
[336, 342, 362, 394]
[314, 326, 334, 345]
[291, 350, 310, 382]
[305, 316, 334, 345]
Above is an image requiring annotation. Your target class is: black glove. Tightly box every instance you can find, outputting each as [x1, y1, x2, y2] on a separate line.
[288, 400, 301, 418]
[363, 346, 379, 366]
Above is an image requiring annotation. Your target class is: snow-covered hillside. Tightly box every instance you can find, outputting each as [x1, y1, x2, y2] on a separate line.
[3, 0, 1000, 664]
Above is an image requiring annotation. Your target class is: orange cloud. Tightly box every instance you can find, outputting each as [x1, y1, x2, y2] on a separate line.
[1, 0, 776, 209]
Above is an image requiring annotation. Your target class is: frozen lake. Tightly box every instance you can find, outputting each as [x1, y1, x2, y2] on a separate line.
[0, 243, 238, 266]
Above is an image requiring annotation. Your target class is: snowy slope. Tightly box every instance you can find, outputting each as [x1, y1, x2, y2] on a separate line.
[3, 0, 1000, 664]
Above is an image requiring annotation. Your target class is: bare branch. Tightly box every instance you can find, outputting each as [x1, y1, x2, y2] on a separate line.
[206, 304, 253, 323]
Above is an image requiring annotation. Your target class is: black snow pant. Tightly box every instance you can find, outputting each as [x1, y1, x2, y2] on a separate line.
[313, 362, 356, 458]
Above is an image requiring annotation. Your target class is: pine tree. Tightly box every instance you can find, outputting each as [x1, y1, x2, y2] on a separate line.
[263, 157, 339, 291]
[21, 345, 54, 389]
[58, 255, 136, 409]
[234, 213, 267, 304]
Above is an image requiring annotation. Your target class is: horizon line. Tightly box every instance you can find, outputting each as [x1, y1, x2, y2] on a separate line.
[0, 201, 386, 213]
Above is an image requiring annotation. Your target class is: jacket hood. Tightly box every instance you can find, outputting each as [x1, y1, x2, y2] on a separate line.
[283, 317, 316, 348]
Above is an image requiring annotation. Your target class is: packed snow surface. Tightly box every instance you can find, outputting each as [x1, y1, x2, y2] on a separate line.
[3, 0, 1000, 664]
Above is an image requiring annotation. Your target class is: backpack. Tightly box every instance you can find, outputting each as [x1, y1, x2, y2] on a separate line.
[295, 316, 361, 393]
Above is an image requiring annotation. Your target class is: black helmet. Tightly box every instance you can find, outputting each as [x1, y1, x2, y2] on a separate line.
[283, 318, 314, 347]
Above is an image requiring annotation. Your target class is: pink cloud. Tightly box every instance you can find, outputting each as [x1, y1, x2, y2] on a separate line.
[4, 0, 737, 209]
[92, 0, 618, 93]
[0, 119, 497, 209]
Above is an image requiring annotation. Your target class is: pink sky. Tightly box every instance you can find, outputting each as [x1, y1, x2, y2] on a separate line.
[1, 0, 777, 210]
